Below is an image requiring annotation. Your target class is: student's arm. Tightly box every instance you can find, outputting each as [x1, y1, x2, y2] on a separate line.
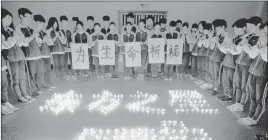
[58, 31, 67, 44]
[50, 30, 59, 42]
[2, 34, 16, 49]
[14, 26, 34, 46]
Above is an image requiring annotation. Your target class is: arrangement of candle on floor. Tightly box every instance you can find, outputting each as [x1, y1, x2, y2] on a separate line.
[39, 89, 82, 115]
[169, 90, 218, 115]
[125, 90, 166, 115]
[86, 90, 123, 115]
[74, 120, 212, 140]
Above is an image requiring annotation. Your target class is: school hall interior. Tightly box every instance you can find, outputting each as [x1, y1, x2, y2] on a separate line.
[1, 1, 268, 140]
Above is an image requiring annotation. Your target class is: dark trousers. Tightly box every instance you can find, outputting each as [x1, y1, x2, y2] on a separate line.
[191, 55, 198, 77]
[222, 66, 235, 97]
[43, 58, 51, 86]
[213, 61, 221, 90]
[53, 54, 65, 78]
[109, 52, 119, 76]
[1, 70, 8, 103]
[64, 52, 72, 75]
[182, 53, 191, 74]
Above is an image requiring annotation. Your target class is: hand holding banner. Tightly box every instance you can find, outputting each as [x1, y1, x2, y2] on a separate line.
[71, 43, 89, 69]
[166, 39, 183, 65]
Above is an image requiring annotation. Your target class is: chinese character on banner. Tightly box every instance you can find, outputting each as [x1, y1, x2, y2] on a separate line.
[125, 42, 141, 67]
[166, 39, 183, 65]
[148, 38, 165, 64]
[71, 43, 89, 69]
[98, 40, 115, 65]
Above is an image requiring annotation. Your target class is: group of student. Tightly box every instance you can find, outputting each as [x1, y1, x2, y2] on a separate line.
[1, 7, 268, 140]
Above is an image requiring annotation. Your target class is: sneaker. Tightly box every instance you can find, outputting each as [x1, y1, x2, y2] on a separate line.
[4, 102, 18, 112]
[247, 117, 258, 126]
[124, 76, 128, 80]
[1, 105, 14, 115]
[24, 96, 36, 103]
[255, 134, 268, 140]
[220, 96, 232, 103]
[227, 103, 238, 109]
[216, 95, 227, 100]
[238, 117, 252, 125]
[111, 75, 118, 80]
[209, 90, 218, 96]
[164, 77, 169, 81]
[229, 103, 244, 112]
[18, 97, 29, 104]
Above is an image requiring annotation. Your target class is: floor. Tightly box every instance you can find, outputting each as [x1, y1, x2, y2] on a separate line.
[1, 73, 267, 140]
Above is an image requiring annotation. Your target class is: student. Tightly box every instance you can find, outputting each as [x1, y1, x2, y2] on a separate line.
[123, 12, 137, 33]
[146, 15, 155, 76]
[209, 19, 225, 96]
[86, 16, 95, 72]
[150, 22, 163, 80]
[238, 17, 267, 126]
[1, 8, 21, 114]
[164, 20, 179, 80]
[175, 20, 182, 32]
[135, 19, 149, 80]
[160, 18, 167, 33]
[46, 17, 66, 80]
[226, 18, 248, 110]
[15, 8, 43, 97]
[189, 23, 199, 79]
[34, 14, 55, 89]
[106, 22, 120, 79]
[101, 15, 110, 35]
[72, 17, 79, 33]
[121, 22, 135, 79]
[89, 23, 105, 79]
[181, 22, 191, 80]
[72, 20, 90, 80]
[60, 16, 72, 80]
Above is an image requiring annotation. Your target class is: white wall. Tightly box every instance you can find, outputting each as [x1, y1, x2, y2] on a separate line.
[2, 1, 264, 34]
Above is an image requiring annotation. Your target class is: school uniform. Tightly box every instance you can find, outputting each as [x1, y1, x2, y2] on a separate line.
[196, 37, 204, 79]
[123, 25, 137, 34]
[181, 34, 191, 77]
[122, 31, 135, 77]
[86, 28, 95, 71]
[165, 31, 179, 78]
[146, 27, 154, 74]
[135, 28, 148, 75]
[106, 31, 120, 77]
[199, 36, 207, 81]
[202, 36, 211, 84]
[90, 32, 105, 76]
[17, 24, 44, 93]
[150, 32, 163, 78]
[160, 28, 166, 74]
[1, 50, 8, 103]
[208, 37, 216, 86]
[61, 29, 72, 75]
[190, 36, 198, 78]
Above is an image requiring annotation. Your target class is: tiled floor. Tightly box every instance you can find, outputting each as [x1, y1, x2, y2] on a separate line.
[1, 74, 267, 140]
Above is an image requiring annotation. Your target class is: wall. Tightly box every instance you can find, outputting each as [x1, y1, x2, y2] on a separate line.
[2, 1, 264, 34]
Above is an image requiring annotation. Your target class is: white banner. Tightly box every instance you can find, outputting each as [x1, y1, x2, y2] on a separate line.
[125, 42, 141, 67]
[148, 38, 165, 64]
[166, 39, 184, 65]
[98, 40, 115, 65]
[71, 43, 89, 69]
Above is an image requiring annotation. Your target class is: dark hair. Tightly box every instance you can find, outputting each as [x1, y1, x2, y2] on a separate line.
[212, 19, 219, 27]
[1, 8, 15, 36]
[213, 19, 227, 28]
[46, 17, 59, 31]
[182, 22, 189, 28]
[94, 23, 101, 27]
[191, 23, 198, 29]
[33, 14, 45, 23]
[146, 15, 154, 21]
[76, 20, 84, 27]
[260, 21, 268, 29]
[154, 22, 160, 27]
[160, 18, 167, 24]
[72, 17, 79, 22]
[248, 16, 262, 26]
[232, 18, 247, 28]
[204, 23, 212, 31]
[109, 22, 116, 26]
[169, 21, 176, 27]
[60, 16, 68, 22]
[139, 19, 146, 24]
[126, 21, 132, 26]
[127, 13, 134, 18]
[103, 15, 110, 21]
[18, 8, 32, 19]
[198, 21, 207, 28]
[87, 16, 94, 21]
[176, 20, 182, 24]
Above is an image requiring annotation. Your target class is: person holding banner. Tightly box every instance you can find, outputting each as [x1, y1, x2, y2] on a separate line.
[164, 20, 179, 80]
[136, 19, 149, 80]
[122, 12, 137, 34]
[181, 22, 191, 80]
[106, 22, 121, 79]
[89, 23, 105, 79]
[86, 16, 95, 73]
[60, 16, 73, 80]
[121, 21, 135, 80]
[47, 17, 66, 81]
[189, 23, 199, 80]
[72, 17, 79, 33]
[72, 20, 90, 80]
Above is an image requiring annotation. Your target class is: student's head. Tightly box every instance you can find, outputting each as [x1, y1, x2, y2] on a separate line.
[169, 20, 176, 32]
[46, 17, 59, 31]
[232, 18, 247, 36]
[138, 19, 146, 29]
[176, 20, 182, 29]
[109, 22, 116, 32]
[203, 23, 212, 35]
[198, 21, 206, 33]
[87, 16, 94, 28]
[154, 22, 161, 32]
[94, 23, 101, 33]
[126, 22, 132, 32]
[191, 23, 198, 35]
[60, 15, 68, 29]
[260, 21, 268, 35]
[76, 20, 84, 32]
[72, 17, 79, 26]
[126, 13, 134, 24]
[160, 18, 167, 28]
[146, 16, 154, 28]
[182, 22, 189, 32]
[1, 8, 14, 30]
[102, 15, 110, 28]
[213, 19, 227, 35]
[247, 16, 262, 34]
[33, 14, 45, 31]
[18, 8, 32, 26]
